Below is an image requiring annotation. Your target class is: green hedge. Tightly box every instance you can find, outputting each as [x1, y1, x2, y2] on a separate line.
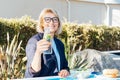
[58, 23, 120, 54]
[0, 16, 37, 53]
[0, 16, 120, 79]
[0, 16, 120, 54]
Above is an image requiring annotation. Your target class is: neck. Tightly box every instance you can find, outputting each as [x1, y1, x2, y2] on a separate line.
[50, 32, 54, 38]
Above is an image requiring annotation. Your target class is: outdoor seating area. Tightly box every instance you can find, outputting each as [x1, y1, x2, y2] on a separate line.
[0, 0, 120, 80]
[1, 16, 120, 80]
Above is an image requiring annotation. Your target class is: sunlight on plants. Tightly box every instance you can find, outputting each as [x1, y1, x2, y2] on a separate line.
[0, 33, 26, 80]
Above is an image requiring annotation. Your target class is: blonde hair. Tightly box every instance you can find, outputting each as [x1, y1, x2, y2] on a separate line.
[37, 8, 62, 34]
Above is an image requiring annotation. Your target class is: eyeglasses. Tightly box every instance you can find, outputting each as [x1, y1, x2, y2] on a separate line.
[44, 17, 59, 23]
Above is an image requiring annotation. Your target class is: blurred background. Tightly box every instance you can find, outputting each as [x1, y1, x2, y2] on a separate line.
[0, 0, 120, 26]
[0, 0, 120, 79]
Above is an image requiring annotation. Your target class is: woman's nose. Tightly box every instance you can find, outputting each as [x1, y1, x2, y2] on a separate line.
[49, 19, 54, 24]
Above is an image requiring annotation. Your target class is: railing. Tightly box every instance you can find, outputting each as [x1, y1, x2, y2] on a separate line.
[102, 50, 120, 55]
[102, 50, 120, 61]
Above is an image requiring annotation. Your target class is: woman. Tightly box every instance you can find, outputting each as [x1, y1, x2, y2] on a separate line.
[25, 8, 70, 78]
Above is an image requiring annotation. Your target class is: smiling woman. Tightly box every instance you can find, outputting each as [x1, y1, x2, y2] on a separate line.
[25, 8, 70, 78]
[36, 8, 61, 34]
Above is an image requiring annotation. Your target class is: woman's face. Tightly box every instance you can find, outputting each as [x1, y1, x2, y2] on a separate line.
[43, 12, 59, 34]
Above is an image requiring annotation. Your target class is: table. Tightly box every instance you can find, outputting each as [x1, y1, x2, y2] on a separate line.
[12, 70, 120, 80]
[13, 75, 120, 80]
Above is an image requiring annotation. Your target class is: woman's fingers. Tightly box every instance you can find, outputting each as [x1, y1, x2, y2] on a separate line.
[36, 39, 51, 53]
[58, 70, 70, 78]
[38, 39, 51, 45]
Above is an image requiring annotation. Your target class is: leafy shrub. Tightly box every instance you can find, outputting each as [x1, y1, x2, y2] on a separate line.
[0, 16, 120, 79]
[0, 33, 26, 79]
[0, 16, 37, 51]
[58, 22, 120, 55]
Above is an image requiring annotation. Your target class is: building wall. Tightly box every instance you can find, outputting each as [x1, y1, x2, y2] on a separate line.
[0, 0, 67, 20]
[0, 0, 26, 18]
[0, 0, 120, 26]
[109, 4, 120, 26]
[69, 1, 106, 25]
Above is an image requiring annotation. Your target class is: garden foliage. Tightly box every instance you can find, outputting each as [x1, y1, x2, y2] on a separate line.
[0, 16, 120, 79]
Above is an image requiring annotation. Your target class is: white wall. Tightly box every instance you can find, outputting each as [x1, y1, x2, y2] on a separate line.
[79, 0, 120, 4]
[69, 1, 106, 25]
[109, 4, 120, 26]
[0, 0, 120, 26]
[0, 0, 26, 18]
[23, 0, 68, 20]
[0, 0, 67, 20]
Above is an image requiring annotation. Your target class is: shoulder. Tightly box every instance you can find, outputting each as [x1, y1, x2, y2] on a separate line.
[25, 33, 43, 52]
[27, 33, 44, 44]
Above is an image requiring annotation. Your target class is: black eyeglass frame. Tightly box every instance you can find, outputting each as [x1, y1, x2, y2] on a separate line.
[44, 17, 59, 23]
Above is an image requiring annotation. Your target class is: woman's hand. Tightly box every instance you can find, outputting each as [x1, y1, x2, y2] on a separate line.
[36, 39, 51, 54]
[31, 39, 51, 72]
[58, 69, 70, 78]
